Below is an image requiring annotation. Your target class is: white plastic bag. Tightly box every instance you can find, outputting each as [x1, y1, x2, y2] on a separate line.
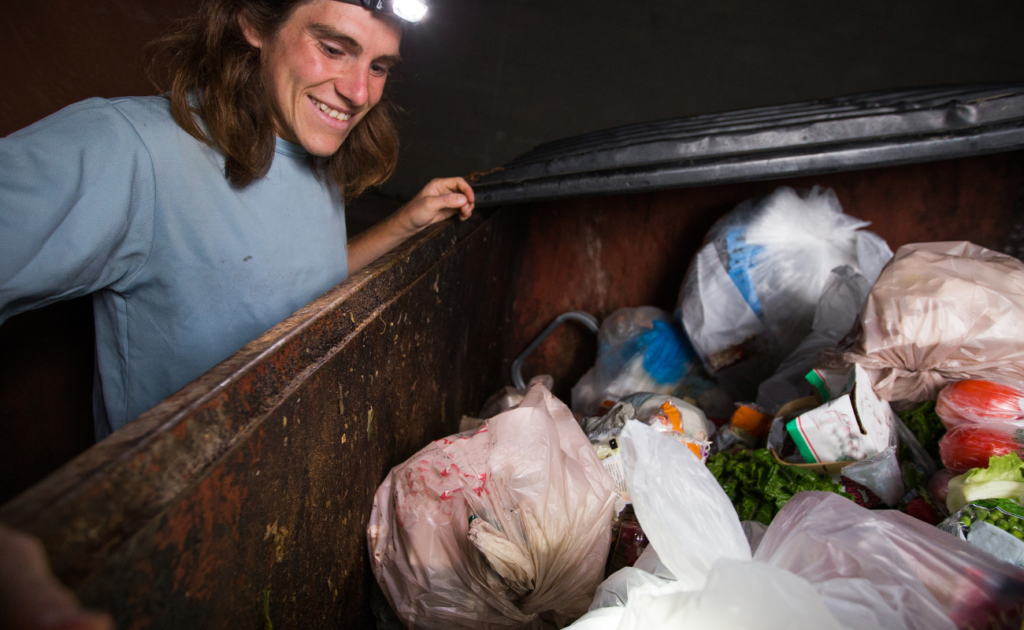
[837, 241, 1024, 404]
[679, 186, 891, 404]
[368, 384, 617, 629]
[568, 422, 844, 629]
[571, 307, 717, 417]
[619, 421, 750, 589]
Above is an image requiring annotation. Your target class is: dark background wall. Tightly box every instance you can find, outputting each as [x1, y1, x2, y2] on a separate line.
[3, 0, 1023, 204]
[1, 0, 1022, 501]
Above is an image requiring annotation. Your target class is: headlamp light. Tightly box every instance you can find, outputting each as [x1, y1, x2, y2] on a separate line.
[335, 0, 428, 23]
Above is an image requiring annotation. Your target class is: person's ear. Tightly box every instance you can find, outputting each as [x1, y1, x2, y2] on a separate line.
[238, 13, 263, 49]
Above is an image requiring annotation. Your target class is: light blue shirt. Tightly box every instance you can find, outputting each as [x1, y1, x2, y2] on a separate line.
[0, 96, 348, 439]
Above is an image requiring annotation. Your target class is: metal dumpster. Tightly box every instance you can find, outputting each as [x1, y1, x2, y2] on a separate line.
[2, 84, 1024, 628]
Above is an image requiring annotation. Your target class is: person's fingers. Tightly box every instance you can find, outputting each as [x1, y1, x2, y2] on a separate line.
[0, 526, 113, 630]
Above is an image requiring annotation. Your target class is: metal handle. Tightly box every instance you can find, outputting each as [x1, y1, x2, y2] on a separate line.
[511, 311, 600, 390]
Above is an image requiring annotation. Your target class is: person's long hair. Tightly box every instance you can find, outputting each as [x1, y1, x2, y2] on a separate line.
[145, 0, 399, 200]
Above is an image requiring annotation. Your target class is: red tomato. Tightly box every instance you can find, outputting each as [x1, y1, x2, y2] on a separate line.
[939, 423, 1024, 472]
[935, 379, 1024, 429]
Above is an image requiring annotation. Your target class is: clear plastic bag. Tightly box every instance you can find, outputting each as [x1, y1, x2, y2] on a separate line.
[571, 307, 714, 417]
[756, 265, 874, 414]
[837, 241, 1024, 404]
[756, 492, 1024, 630]
[679, 186, 891, 404]
[936, 379, 1024, 430]
[940, 499, 1024, 568]
[367, 384, 617, 629]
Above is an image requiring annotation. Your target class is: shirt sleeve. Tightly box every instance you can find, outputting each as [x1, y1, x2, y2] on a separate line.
[0, 98, 156, 324]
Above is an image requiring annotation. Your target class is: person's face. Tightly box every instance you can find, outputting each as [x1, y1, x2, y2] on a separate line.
[242, 0, 402, 156]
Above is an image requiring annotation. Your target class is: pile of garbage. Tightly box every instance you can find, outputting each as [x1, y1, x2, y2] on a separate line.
[368, 186, 1024, 629]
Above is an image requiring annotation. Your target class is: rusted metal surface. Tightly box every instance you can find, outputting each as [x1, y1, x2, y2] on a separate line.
[508, 151, 1024, 391]
[0, 207, 527, 628]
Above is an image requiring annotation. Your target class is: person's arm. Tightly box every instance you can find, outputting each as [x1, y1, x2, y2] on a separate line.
[347, 177, 475, 276]
[0, 99, 155, 325]
[0, 525, 113, 630]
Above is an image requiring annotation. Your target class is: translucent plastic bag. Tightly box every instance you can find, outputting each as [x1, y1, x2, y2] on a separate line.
[838, 242, 1024, 404]
[756, 492, 1024, 630]
[571, 307, 714, 417]
[936, 379, 1024, 430]
[679, 186, 891, 404]
[367, 384, 618, 629]
[756, 265, 873, 414]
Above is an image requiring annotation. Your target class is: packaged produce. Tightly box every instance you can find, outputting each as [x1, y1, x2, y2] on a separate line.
[940, 499, 1024, 568]
[367, 384, 617, 629]
[834, 241, 1024, 404]
[945, 453, 1024, 513]
[604, 507, 649, 577]
[786, 364, 895, 464]
[571, 307, 717, 417]
[939, 423, 1024, 474]
[678, 185, 891, 404]
[936, 379, 1024, 429]
[706, 448, 851, 525]
[899, 400, 946, 463]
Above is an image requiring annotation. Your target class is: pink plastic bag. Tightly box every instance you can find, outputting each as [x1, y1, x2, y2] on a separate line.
[756, 492, 1024, 629]
[838, 242, 1024, 404]
[936, 379, 1024, 430]
[368, 384, 617, 629]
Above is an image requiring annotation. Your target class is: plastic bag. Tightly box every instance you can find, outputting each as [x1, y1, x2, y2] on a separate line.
[837, 241, 1024, 404]
[940, 499, 1024, 568]
[367, 384, 617, 629]
[939, 423, 1024, 473]
[678, 186, 891, 404]
[479, 374, 555, 419]
[620, 421, 751, 589]
[568, 422, 845, 629]
[756, 265, 874, 414]
[936, 379, 1024, 430]
[571, 307, 714, 417]
[756, 492, 1024, 630]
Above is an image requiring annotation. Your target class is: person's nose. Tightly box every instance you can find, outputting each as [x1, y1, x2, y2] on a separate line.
[335, 64, 370, 109]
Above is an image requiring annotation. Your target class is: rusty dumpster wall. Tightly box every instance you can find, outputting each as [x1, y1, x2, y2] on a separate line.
[508, 151, 1024, 396]
[1, 209, 528, 629]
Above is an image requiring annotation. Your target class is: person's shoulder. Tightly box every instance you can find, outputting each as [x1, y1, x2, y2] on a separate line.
[2, 97, 159, 165]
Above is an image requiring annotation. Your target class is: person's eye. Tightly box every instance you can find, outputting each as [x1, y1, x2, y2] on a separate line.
[319, 42, 343, 57]
[370, 63, 391, 77]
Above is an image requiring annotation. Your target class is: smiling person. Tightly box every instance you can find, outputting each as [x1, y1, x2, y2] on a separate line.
[0, 0, 474, 443]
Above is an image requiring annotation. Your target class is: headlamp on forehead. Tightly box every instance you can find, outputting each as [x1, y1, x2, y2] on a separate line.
[336, 0, 428, 23]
